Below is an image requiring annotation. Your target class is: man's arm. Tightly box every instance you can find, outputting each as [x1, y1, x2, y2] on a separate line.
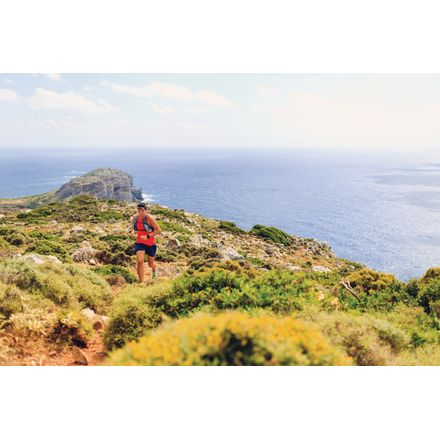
[129, 215, 137, 238]
[147, 215, 161, 237]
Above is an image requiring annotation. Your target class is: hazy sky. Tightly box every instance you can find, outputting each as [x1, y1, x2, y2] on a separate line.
[0, 74, 439, 151]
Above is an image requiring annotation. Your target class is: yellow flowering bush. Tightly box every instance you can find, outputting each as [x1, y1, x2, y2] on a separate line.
[107, 311, 351, 366]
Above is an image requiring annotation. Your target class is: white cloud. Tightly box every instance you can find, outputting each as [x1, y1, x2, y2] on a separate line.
[249, 102, 270, 112]
[41, 73, 63, 82]
[4, 79, 15, 85]
[0, 88, 21, 103]
[256, 84, 277, 96]
[194, 90, 233, 107]
[150, 103, 175, 115]
[28, 88, 118, 115]
[102, 80, 234, 108]
[274, 87, 440, 149]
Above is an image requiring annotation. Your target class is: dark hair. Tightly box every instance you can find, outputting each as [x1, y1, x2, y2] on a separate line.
[137, 203, 146, 209]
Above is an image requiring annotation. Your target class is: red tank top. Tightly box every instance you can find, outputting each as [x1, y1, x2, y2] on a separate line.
[135, 216, 155, 246]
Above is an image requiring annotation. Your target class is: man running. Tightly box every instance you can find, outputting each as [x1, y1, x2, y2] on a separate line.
[131, 202, 161, 282]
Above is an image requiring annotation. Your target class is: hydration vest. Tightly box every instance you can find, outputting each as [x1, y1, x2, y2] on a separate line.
[132, 215, 154, 233]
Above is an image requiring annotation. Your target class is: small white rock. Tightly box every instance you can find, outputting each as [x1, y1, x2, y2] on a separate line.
[220, 247, 246, 262]
[71, 225, 86, 234]
[45, 255, 63, 265]
[286, 265, 303, 271]
[312, 265, 332, 273]
[22, 254, 45, 265]
[81, 308, 96, 321]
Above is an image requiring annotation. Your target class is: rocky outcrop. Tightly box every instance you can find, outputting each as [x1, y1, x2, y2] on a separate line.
[71, 242, 98, 264]
[21, 254, 63, 265]
[220, 247, 246, 262]
[54, 168, 143, 202]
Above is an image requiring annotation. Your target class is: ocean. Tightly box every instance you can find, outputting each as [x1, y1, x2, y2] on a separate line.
[1, 147, 440, 281]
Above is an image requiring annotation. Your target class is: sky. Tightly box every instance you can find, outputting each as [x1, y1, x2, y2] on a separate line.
[0, 73, 439, 151]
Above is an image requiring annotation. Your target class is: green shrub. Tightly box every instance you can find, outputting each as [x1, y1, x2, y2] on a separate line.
[340, 268, 407, 311]
[0, 260, 112, 313]
[40, 274, 74, 305]
[0, 283, 23, 318]
[107, 311, 351, 366]
[7, 232, 29, 246]
[104, 281, 172, 351]
[311, 312, 410, 365]
[93, 264, 138, 284]
[9, 307, 57, 338]
[64, 265, 113, 313]
[161, 268, 328, 318]
[0, 237, 10, 252]
[153, 207, 189, 223]
[0, 260, 43, 290]
[250, 224, 292, 245]
[0, 227, 30, 246]
[155, 247, 178, 263]
[218, 220, 245, 235]
[96, 240, 133, 266]
[93, 211, 125, 223]
[157, 220, 190, 235]
[420, 267, 440, 284]
[26, 239, 70, 262]
[418, 279, 440, 317]
[98, 234, 129, 243]
[347, 268, 402, 294]
[28, 231, 58, 240]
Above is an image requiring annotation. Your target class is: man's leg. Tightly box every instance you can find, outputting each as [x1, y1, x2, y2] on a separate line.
[136, 250, 145, 282]
[147, 255, 157, 278]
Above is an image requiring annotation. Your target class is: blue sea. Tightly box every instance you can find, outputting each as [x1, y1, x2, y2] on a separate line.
[1, 147, 440, 281]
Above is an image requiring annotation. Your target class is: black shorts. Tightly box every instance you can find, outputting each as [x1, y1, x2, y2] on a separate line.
[134, 243, 157, 257]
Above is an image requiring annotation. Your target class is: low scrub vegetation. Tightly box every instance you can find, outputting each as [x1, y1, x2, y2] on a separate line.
[250, 224, 292, 245]
[107, 311, 351, 366]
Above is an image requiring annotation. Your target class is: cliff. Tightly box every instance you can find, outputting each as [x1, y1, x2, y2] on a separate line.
[54, 168, 143, 202]
[0, 168, 143, 209]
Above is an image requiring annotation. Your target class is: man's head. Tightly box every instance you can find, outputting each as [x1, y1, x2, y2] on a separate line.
[137, 202, 151, 213]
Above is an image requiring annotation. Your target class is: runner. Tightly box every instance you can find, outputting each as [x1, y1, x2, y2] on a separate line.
[131, 202, 161, 282]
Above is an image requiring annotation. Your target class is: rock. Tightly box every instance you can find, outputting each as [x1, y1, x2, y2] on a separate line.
[81, 308, 96, 321]
[166, 238, 181, 249]
[71, 242, 98, 263]
[101, 316, 110, 326]
[22, 254, 45, 265]
[0, 214, 5, 221]
[54, 168, 143, 202]
[94, 227, 106, 236]
[50, 220, 58, 224]
[265, 245, 275, 255]
[71, 225, 86, 234]
[44, 255, 63, 265]
[286, 264, 302, 271]
[188, 234, 211, 248]
[89, 258, 97, 266]
[312, 265, 332, 273]
[220, 247, 246, 262]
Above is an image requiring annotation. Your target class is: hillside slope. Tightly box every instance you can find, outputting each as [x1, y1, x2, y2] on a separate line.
[1, 176, 440, 365]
